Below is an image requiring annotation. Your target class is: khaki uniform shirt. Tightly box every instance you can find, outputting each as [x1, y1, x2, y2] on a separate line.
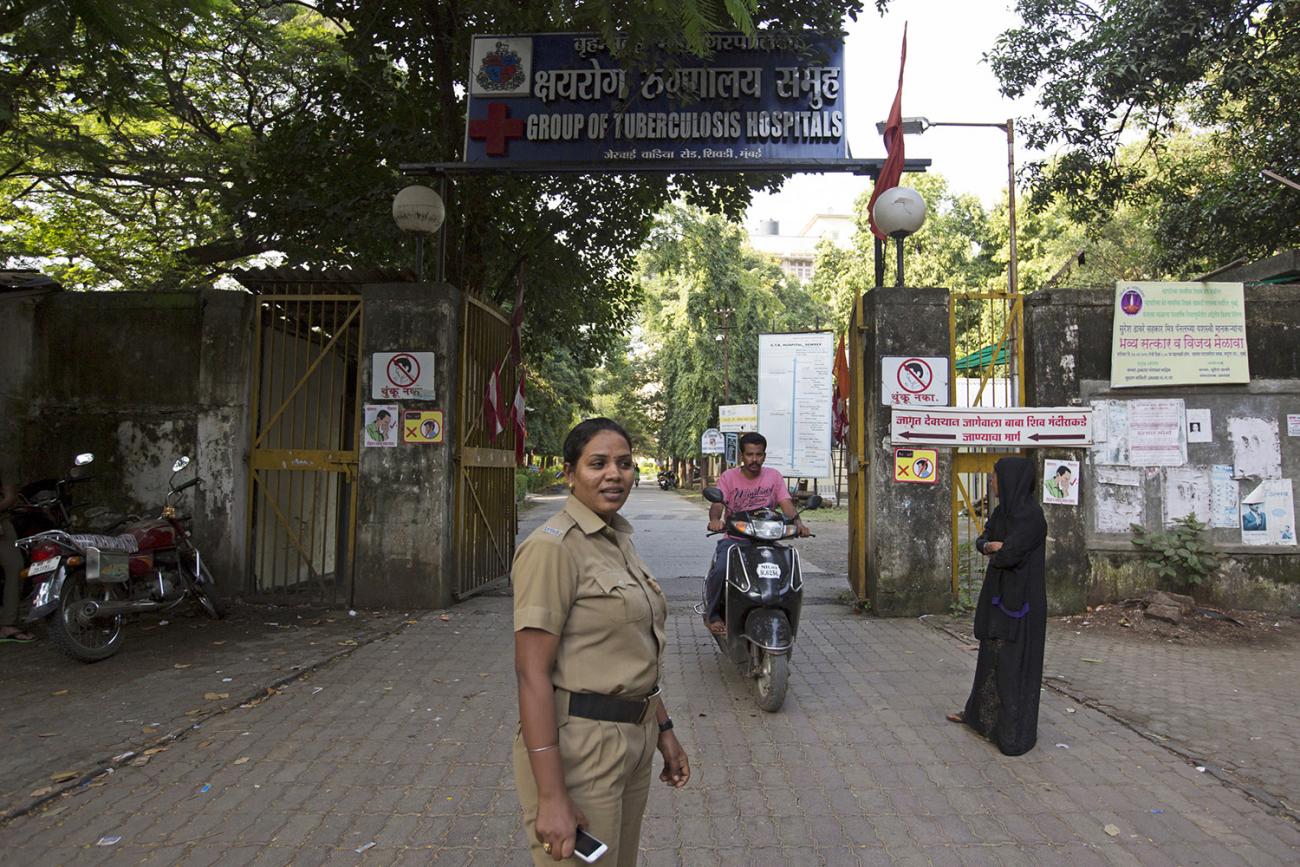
[512, 495, 667, 698]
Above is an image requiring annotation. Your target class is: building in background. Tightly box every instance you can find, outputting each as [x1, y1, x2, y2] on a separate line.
[747, 214, 855, 282]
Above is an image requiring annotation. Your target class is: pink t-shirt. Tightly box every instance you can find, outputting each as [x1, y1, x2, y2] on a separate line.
[719, 466, 792, 521]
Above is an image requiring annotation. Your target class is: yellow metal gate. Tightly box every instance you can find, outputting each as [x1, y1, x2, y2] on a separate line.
[949, 290, 1025, 606]
[847, 294, 870, 600]
[454, 295, 517, 599]
[247, 294, 363, 604]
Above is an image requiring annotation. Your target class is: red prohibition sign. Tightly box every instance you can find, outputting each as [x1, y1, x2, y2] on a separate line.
[897, 358, 933, 394]
[387, 353, 420, 388]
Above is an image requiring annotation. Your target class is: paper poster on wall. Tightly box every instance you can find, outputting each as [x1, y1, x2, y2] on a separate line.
[1185, 408, 1212, 443]
[1090, 400, 1130, 465]
[362, 404, 399, 448]
[1228, 416, 1282, 479]
[1096, 467, 1141, 487]
[1288, 414, 1300, 437]
[1209, 464, 1239, 528]
[1164, 467, 1211, 526]
[1043, 459, 1080, 505]
[1111, 281, 1248, 387]
[1095, 478, 1144, 533]
[1240, 479, 1296, 546]
[893, 448, 938, 484]
[402, 410, 444, 444]
[1128, 399, 1187, 466]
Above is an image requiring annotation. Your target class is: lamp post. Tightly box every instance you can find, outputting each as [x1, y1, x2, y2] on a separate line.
[392, 184, 446, 283]
[877, 116, 1018, 295]
[872, 187, 928, 286]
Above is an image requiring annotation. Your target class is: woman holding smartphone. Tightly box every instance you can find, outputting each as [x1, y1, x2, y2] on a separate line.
[512, 418, 690, 863]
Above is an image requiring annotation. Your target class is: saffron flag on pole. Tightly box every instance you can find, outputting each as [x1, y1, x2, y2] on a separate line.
[832, 334, 851, 444]
[868, 23, 908, 241]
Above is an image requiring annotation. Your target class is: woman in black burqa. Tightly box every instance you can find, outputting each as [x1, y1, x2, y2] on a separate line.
[948, 456, 1048, 756]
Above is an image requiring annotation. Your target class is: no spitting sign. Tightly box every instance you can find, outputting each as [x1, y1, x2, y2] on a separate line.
[372, 351, 436, 400]
[881, 356, 949, 407]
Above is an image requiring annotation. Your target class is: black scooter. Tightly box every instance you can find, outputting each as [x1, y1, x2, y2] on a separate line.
[657, 470, 677, 490]
[701, 487, 820, 712]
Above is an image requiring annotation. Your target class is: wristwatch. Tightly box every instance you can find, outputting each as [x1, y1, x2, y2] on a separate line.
[658, 718, 674, 734]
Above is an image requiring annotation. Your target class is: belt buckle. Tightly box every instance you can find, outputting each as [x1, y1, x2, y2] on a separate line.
[639, 687, 661, 724]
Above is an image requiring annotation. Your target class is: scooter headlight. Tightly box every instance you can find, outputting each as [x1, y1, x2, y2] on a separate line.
[740, 520, 785, 540]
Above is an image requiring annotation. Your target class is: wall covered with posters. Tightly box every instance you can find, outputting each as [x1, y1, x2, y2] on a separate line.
[1024, 285, 1300, 614]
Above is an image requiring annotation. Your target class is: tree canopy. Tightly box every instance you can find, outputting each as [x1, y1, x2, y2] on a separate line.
[989, 0, 1300, 273]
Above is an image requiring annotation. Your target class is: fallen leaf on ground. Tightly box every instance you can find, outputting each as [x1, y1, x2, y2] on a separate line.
[49, 771, 78, 783]
[1104, 824, 1120, 837]
[50, 689, 69, 696]
[211, 641, 226, 646]
[1080, 657, 1104, 664]
[337, 639, 358, 646]
[141, 726, 158, 734]
[174, 663, 192, 669]
[142, 747, 168, 756]
[129, 756, 150, 767]
[233, 757, 250, 765]
[438, 614, 451, 622]
[185, 708, 204, 716]
[405, 619, 419, 625]
[28, 786, 54, 798]
[38, 732, 57, 738]
[204, 692, 230, 701]
[197, 740, 214, 749]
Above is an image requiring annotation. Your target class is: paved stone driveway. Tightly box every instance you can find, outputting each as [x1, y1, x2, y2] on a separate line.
[3, 488, 1297, 864]
[3, 595, 1298, 865]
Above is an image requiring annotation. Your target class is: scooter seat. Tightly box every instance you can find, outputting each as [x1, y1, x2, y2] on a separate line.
[69, 533, 140, 554]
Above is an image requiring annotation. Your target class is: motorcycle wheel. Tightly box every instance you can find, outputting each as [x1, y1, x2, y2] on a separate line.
[48, 571, 125, 663]
[752, 648, 789, 713]
[179, 557, 224, 619]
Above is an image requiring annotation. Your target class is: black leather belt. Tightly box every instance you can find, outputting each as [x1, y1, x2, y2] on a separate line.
[565, 688, 660, 724]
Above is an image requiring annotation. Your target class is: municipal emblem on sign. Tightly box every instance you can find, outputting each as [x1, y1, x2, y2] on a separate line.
[477, 41, 526, 92]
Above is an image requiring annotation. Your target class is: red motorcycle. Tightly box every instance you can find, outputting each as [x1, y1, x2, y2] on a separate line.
[19, 456, 223, 662]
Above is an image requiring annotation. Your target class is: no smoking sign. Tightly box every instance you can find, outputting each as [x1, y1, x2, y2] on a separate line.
[881, 356, 949, 407]
[372, 351, 436, 400]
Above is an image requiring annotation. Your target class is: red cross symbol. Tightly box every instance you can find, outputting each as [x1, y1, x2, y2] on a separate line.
[468, 103, 525, 156]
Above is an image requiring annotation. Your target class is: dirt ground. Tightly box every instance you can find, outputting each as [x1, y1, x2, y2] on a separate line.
[1055, 599, 1300, 647]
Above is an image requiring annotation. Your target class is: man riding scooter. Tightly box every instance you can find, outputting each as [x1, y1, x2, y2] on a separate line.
[703, 432, 808, 636]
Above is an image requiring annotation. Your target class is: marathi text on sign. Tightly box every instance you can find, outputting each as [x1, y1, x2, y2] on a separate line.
[464, 33, 846, 168]
[890, 407, 1093, 448]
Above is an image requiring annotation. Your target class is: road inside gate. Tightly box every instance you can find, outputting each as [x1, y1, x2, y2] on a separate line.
[1, 486, 1296, 864]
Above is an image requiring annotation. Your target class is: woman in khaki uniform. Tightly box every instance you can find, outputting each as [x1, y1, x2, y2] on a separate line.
[513, 418, 689, 863]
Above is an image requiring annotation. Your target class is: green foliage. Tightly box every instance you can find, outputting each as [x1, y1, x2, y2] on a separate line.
[989, 0, 1300, 272]
[591, 335, 660, 456]
[1129, 514, 1221, 590]
[637, 204, 830, 458]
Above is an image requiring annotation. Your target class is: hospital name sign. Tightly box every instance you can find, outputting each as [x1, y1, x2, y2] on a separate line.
[465, 33, 846, 168]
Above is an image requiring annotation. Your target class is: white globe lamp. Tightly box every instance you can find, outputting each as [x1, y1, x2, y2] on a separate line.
[872, 186, 927, 238]
[872, 186, 928, 286]
[392, 185, 446, 282]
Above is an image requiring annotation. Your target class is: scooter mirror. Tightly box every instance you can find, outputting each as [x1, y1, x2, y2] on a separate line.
[702, 486, 724, 504]
[804, 495, 823, 510]
[172, 456, 191, 473]
[74, 452, 95, 466]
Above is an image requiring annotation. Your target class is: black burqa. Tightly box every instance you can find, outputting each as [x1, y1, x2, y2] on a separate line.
[962, 457, 1048, 756]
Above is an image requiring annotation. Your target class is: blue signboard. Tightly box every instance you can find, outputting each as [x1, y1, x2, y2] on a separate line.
[464, 33, 846, 169]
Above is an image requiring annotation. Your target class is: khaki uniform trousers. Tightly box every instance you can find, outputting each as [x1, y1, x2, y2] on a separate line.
[513, 709, 659, 866]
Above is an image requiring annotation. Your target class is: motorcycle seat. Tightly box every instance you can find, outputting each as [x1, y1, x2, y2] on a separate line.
[69, 533, 141, 554]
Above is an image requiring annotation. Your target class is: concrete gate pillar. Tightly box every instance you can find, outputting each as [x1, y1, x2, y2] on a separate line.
[860, 286, 953, 616]
[353, 282, 463, 609]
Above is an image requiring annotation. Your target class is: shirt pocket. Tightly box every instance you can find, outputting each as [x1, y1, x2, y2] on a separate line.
[591, 568, 653, 624]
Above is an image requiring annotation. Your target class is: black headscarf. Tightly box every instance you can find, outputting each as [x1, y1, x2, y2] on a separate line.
[992, 457, 1041, 524]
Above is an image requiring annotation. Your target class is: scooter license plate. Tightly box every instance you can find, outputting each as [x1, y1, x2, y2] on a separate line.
[28, 557, 60, 577]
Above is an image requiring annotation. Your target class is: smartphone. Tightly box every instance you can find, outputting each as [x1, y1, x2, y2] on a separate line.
[573, 827, 608, 863]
